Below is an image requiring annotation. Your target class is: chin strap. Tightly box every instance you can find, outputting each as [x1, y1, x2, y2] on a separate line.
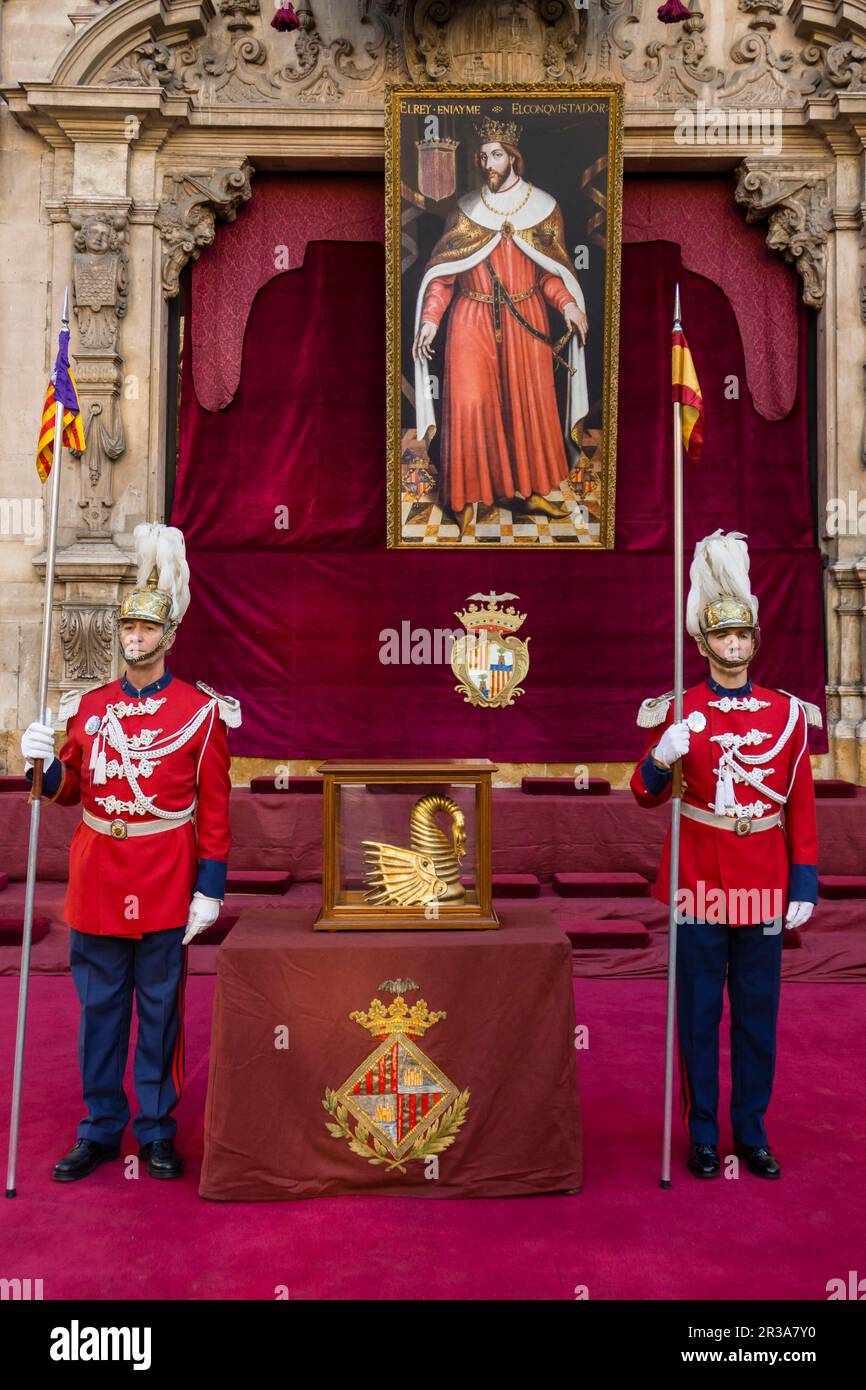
[121, 621, 177, 666]
[696, 625, 761, 671]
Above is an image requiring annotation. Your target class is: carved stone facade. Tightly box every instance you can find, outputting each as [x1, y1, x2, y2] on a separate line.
[1, 0, 866, 782]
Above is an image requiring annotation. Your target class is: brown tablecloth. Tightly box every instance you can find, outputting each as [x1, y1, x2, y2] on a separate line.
[199, 906, 581, 1200]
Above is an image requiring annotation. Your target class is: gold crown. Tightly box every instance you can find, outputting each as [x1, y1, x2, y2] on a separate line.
[349, 996, 446, 1038]
[455, 593, 526, 634]
[475, 116, 522, 148]
[702, 596, 755, 633]
[119, 566, 172, 626]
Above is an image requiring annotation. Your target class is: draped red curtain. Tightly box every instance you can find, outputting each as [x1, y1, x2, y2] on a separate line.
[170, 177, 826, 761]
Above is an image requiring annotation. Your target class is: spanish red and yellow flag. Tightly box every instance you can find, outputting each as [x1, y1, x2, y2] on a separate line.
[36, 327, 85, 483]
[671, 324, 704, 466]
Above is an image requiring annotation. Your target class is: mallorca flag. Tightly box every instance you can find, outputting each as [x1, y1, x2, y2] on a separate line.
[36, 327, 85, 483]
[671, 324, 704, 466]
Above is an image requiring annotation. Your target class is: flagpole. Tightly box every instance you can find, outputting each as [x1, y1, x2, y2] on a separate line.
[661, 283, 685, 1190]
[5, 288, 69, 1198]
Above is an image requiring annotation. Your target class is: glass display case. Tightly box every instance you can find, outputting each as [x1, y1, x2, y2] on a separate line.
[314, 760, 499, 930]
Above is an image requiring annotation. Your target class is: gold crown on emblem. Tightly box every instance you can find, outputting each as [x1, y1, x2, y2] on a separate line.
[349, 996, 446, 1038]
[702, 596, 756, 633]
[475, 116, 522, 147]
[455, 592, 527, 634]
[119, 566, 173, 626]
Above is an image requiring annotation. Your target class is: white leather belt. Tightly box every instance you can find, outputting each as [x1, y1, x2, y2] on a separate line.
[681, 803, 782, 838]
[83, 809, 195, 841]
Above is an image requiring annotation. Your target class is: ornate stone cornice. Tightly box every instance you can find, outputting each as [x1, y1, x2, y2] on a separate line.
[154, 162, 253, 297]
[734, 157, 834, 307]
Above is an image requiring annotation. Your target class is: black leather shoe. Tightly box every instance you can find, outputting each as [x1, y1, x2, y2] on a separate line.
[140, 1139, 183, 1179]
[52, 1138, 120, 1182]
[688, 1142, 721, 1178]
[735, 1143, 781, 1179]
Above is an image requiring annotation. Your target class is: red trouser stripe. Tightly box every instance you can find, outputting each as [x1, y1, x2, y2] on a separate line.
[170, 947, 189, 1097]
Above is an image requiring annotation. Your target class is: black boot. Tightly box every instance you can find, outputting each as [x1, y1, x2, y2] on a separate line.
[52, 1138, 120, 1182]
[687, 1142, 721, 1179]
[140, 1139, 183, 1180]
[735, 1143, 781, 1179]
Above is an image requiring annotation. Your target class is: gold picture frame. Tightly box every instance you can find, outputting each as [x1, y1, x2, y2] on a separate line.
[386, 82, 623, 550]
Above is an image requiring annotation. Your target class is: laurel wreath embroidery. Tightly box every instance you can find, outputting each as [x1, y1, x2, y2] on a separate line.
[323, 1087, 470, 1174]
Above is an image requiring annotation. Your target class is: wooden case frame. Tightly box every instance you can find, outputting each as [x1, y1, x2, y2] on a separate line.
[314, 759, 499, 931]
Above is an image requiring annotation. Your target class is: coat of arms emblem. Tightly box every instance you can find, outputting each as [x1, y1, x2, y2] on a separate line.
[451, 590, 530, 708]
[416, 137, 459, 202]
[323, 984, 469, 1174]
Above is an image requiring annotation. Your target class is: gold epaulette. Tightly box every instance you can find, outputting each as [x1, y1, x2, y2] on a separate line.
[56, 684, 100, 727]
[778, 689, 823, 730]
[196, 681, 242, 729]
[636, 690, 675, 728]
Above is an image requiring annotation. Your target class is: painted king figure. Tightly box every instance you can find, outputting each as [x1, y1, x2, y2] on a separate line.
[630, 530, 819, 1182]
[20, 524, 239, 1182]
[412, 117, 589, 537]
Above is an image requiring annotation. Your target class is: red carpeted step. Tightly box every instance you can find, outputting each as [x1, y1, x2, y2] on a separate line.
[190, 914, 238, 945]
[250, 776, 322, 794]
[0, 917, 52, 945]
[226, 870, 293, 895]
[783, 928, 802, 949]
[562, 919, 651, 949]
[0, 776, 30, 793]
[814, 780, 858, 799]
[553, 871, 650, 898]
[521, 777, 611, 796]
[492, 874, 541, 898]
[818, 875, 866, 899]
[0, 873, 7, 892]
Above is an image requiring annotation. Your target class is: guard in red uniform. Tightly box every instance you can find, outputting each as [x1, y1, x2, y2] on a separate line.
[630, 530, 819, 1182]
[21, 524, 239, 1182]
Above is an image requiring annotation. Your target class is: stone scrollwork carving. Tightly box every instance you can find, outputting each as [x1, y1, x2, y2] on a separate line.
[622, 6, 719, 103]
[60, 606, 117, 684]
[70, 211, 129, 537]
[100, 0, 410, 104]
[154, 165, 254, 299]
[734, 160, 833, 309]
[820, 40, 866, 94]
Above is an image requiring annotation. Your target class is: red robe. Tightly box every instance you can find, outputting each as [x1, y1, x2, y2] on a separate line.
[630, 681, 818, 925]
[420, 234, 576, 510]
[45, 676, 231, 938]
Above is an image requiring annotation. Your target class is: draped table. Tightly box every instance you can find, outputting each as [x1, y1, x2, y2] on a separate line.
[199, 905, 581, 1200]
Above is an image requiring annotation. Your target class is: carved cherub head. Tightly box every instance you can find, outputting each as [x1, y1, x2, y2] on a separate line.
[72, 213, 127, 255]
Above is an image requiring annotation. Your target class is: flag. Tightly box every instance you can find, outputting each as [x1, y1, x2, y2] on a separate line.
[36, 327, 85, 483]
[671, 325, 704, 466]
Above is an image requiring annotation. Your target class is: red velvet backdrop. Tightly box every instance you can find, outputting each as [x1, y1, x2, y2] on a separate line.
[171, 176, 826, 761]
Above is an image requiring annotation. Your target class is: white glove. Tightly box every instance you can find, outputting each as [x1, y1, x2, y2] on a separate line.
[785, 901, 814, 930]
[21, 716, 56, 773]
[182, 891, 221, 946]
[653, 720, 690, 769]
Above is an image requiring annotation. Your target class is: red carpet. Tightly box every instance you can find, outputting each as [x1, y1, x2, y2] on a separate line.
[1, 974, 862, 1301]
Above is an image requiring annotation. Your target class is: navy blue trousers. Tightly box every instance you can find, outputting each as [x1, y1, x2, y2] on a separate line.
[676, 918, 783, 1148]
[69, 927, 188, 1147]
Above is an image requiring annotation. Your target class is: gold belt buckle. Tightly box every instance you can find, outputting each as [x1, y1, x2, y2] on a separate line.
[109, 819, 128, 840]
[734, 816, 752, 837]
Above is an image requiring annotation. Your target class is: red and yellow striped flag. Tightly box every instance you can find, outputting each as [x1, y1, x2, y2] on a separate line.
[671, 325, 704, 466]
[36, 327, 85, 483]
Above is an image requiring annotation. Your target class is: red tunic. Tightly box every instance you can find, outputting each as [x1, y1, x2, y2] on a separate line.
[630, 681, 818, 925]
[421, 235, 576, 510]
[46, 676, 232, 938]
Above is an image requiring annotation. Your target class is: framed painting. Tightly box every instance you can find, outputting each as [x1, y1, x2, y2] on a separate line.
[386, 83, 623, 549]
